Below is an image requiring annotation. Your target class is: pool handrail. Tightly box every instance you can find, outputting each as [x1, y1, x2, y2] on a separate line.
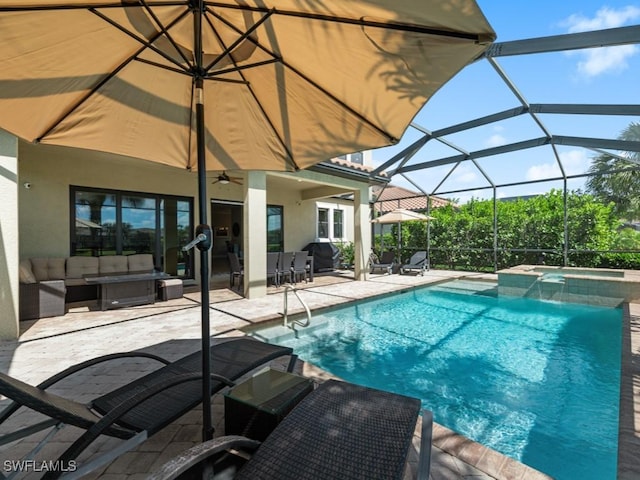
[282, 284, 312, 330]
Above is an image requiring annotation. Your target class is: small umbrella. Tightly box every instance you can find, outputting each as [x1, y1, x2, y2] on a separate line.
[371, 208, 433, 258]
[0, 1, 494, 442]
[371, 208, 434, 223]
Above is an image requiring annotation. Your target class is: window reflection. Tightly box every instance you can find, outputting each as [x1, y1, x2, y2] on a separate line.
[71, 188, 193, 278]
[318, 208, 329, 238]
[333, 209, 344, 238]
[122, 195, 156, 256]
[74, 192, 116, 256]
[267, 206, 283, 252]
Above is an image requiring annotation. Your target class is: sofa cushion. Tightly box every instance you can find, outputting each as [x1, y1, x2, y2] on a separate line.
[30, 257, 66, 281]
[127, 254, 154, 273]
[66, 256, 99, 279]
[19, 259, 37, 284]
[64, 278, 90, 287]
[99, 255, 128, 274]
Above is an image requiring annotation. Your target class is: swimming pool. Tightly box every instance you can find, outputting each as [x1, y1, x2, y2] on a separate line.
[253, 280, 622, 480]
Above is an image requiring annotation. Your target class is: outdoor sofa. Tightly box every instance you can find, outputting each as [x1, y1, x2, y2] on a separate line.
[18, 254, 161, 319]
[0, 338, 297, 480]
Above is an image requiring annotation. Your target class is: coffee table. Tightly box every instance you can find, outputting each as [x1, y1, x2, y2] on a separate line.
[85, 271, 168, 310]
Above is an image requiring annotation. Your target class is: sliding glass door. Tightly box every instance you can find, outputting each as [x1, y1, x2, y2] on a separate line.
[71, 186, 194, 278]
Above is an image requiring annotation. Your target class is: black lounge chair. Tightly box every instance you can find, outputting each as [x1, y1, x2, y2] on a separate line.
[0, 338, 296, 480]
[369, 251, 395, 274]
[400, 251, 429, 276]
[148, 379, 433, 480]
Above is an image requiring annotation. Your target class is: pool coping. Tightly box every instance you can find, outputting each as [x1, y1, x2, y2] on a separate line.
[618, 302, 640, 480]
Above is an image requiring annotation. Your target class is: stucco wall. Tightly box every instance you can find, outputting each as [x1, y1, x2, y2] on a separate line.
[268, 188, 355, 252]
[18, 142, 201, 260]
[18, 142, 368, 267]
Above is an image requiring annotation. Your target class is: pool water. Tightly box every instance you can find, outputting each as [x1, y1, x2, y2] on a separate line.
[261, 280, 622, 480]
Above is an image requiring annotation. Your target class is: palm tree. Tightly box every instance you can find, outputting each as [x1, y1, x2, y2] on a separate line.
[586, 122, 640, 219]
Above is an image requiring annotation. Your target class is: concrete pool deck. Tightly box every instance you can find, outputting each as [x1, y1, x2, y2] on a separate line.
[0, 269, 636, 479]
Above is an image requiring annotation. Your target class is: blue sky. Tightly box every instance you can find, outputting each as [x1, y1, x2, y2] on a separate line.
[371, 1, 640, 203]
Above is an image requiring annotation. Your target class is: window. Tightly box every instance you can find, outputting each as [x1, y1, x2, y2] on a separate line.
[122, 194, 156, 255]
[335, 152, 363, 164]
[317, 204, 345, 240]
[333, 209, 344, 238]
[350, 152, 364, 165]
[317, 208, 329, 239]
[71, 187, 194, 278]
[267, 205, 284, 252]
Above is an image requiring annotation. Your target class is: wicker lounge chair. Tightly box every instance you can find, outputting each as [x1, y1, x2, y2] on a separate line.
[148, 379, 433, 480]
[369, 251, 395, 274]
[0, 338, 296, 480]
[400, 251, 429, 275]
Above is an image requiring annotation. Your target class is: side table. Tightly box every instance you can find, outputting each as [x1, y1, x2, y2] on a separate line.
[224, 368, 314, 441]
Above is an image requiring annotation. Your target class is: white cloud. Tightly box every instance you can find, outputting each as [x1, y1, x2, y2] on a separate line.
[485, 133, 507, 148]
[484, 126, 507, 148]
[560, 149, 590, 174]
[526, 162, 561, 181]
[452, 164, 478, 184]
[561, 6, 640, 77]
[563, 6, 640, 32]
[526, 150, 589, 181]
[577, 44, 638, 76]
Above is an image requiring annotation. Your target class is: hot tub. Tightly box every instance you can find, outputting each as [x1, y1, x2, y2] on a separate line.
[497, 265, 640, 307]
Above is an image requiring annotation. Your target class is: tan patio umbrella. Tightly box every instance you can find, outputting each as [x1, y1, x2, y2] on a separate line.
[371, 208, 433, 259]
[371, 208, 434, 224]
[0, 0, 494, 442]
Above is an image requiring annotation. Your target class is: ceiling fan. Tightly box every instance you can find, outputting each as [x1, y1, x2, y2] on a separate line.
[212, 171, 243, 185]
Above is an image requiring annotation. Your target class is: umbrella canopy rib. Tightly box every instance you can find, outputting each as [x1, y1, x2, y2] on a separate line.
[138, 1, 193, 66]
[203, 9, 298, 170]
[204, 6, 399, 145]
[91, 7, 192, 72]
[0, 1, 487, 45]
[204, 9, 273, 72]
[206, 59, 277, 79]
[0, 2, 187, 12]
[209, 3, 486, 41]
[208, 9, 400, 144]
[232, 77, 299, 171]
[34, 9, 190, 143]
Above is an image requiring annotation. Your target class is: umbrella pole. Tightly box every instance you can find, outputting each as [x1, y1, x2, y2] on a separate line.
[193, 1, 213, 443]
[196, 79, 213, 442]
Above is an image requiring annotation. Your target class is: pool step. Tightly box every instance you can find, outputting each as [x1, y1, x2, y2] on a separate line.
[249, 318, 330, 345]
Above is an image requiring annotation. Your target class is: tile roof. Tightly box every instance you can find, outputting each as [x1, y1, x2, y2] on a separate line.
[372, 185, 452, 213]
[326, 157, 379, 173]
